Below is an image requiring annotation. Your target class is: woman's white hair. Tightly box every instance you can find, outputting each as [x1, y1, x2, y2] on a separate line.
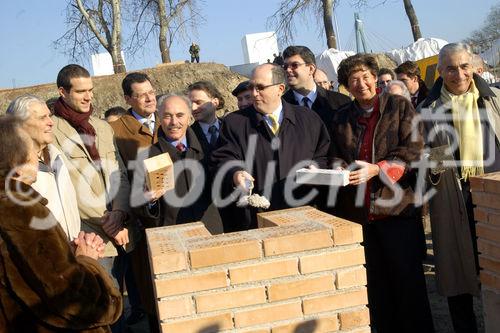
[6, 94, 46, 120]
[437, 43, 473, 69]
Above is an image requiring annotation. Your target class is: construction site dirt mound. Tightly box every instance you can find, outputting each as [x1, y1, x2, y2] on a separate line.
[0, 62, 248, 117]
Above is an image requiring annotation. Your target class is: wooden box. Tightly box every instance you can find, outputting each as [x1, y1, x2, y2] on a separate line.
[143, 153, 174, 192]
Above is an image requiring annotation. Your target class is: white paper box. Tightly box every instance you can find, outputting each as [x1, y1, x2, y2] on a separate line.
[295, 168, 350, 186]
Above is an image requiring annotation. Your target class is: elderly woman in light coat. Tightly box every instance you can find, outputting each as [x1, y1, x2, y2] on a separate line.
[6, 94, 81, 241]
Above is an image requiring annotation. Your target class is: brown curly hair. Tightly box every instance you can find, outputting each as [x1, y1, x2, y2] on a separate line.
[337, 54, 379, 88]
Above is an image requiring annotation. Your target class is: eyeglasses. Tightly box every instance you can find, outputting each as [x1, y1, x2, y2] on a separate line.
[248, 82, 282, 93]
[131, 90, 156, 100]
[282, 62, 307, 70]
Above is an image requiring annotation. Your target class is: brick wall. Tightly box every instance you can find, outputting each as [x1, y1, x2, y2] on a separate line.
[146, 206, 369, 333]
[470, 171, 500, 332]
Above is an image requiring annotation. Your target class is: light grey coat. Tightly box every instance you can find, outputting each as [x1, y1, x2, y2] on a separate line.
[418, 75, 500, 296]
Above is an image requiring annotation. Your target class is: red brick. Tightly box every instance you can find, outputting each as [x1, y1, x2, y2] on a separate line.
[480, 270, 500, 291]
[267, 275, 335, 301]
[161, 312, 233, 332]
[469, 176, 485, 192]
[477, 223, 500, 243]
[474, 207, 489, 223]
[300, 247, 365, 274]
[480, 256, 500, 274]
[263, 229, 333, 256]
[229, 258, 299, 284]
[195, 287, 267, 312]
[472, 192, 500, 210]
[155, 271, 228, 297]
[336, 267, 367, 289]
[479, 239, 500, 260]
[189, 239, 262, 268]
[470, 172, 500, 194]
[339, 307, 370, 330]
[234, 301, 303, 328]
[271, 315, 339, 333]
[303, 288, 368, 315]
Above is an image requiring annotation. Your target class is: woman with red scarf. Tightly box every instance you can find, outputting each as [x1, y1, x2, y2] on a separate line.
[328, 54, 434, 333]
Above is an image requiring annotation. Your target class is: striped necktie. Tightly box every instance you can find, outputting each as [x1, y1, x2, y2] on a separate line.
[268, 113, 279, 135]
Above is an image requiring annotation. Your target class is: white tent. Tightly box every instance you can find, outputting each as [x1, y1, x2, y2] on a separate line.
[385, 37, 448, 65]
[315, 48, 355, 85]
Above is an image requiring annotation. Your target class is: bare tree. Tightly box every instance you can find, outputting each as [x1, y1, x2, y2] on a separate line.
[352, 0, 423, 43]
[267, 0, 338, 49]
[126, 0, 204, 63]
[55, 0, 126, 73]
[464, 4, 500, 53]
[403, 0, 422, 41]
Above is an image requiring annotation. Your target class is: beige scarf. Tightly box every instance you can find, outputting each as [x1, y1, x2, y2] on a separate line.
[440, 81, 483, 180]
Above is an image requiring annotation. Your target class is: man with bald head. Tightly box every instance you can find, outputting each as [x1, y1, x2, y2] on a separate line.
[211, 63, 330, 231]
[146, 93, 222, 231]
[314, 68, 333, 91]
[420, 42, 500, 333]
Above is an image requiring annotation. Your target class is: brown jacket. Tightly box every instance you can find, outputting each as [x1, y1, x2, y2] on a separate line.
[328, 93, 424, 223]
[0, 180, 122, 332]
[109, 110, 160, 177]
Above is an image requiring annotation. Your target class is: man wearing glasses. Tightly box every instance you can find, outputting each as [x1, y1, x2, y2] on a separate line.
[282, 45, 350, 127]
[109, 71, 160, 328]
[211, 63, 330, 231]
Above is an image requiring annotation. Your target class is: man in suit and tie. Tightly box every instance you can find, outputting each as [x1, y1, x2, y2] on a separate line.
[282, 45, 350, 127]
[145, 93, 223, 233]
[108, 72, 161, 328]
[211, 63, 330, 231]
[187, 81, 224, 155]
[111, 72, 160, 175]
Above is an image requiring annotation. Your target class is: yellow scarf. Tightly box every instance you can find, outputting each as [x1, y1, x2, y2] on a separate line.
[440, 81, 483, 180]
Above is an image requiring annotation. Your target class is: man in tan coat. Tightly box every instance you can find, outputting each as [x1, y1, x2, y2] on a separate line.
[51, 64, 131, 258]
[51, 64, 132, 331]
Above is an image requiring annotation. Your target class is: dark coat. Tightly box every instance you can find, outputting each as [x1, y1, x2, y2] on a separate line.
[418, 75, 500, 296]
[283, 85, 351, 126]
[211, 100, 331, 230]
[146, 127, 223, 234]
[414, 79, 429, 108]
[328, 93, 424, 224]
[0, 180, 122, 332]
[191, 119, 222, 156]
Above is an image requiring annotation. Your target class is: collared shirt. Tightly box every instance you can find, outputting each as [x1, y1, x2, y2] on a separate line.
[263, 103, 284, 129]
[165, 136, 189, 151]
[131, 110, 155, 132]
[198, 119, 221, 143]
[293, 86, 318, 108]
